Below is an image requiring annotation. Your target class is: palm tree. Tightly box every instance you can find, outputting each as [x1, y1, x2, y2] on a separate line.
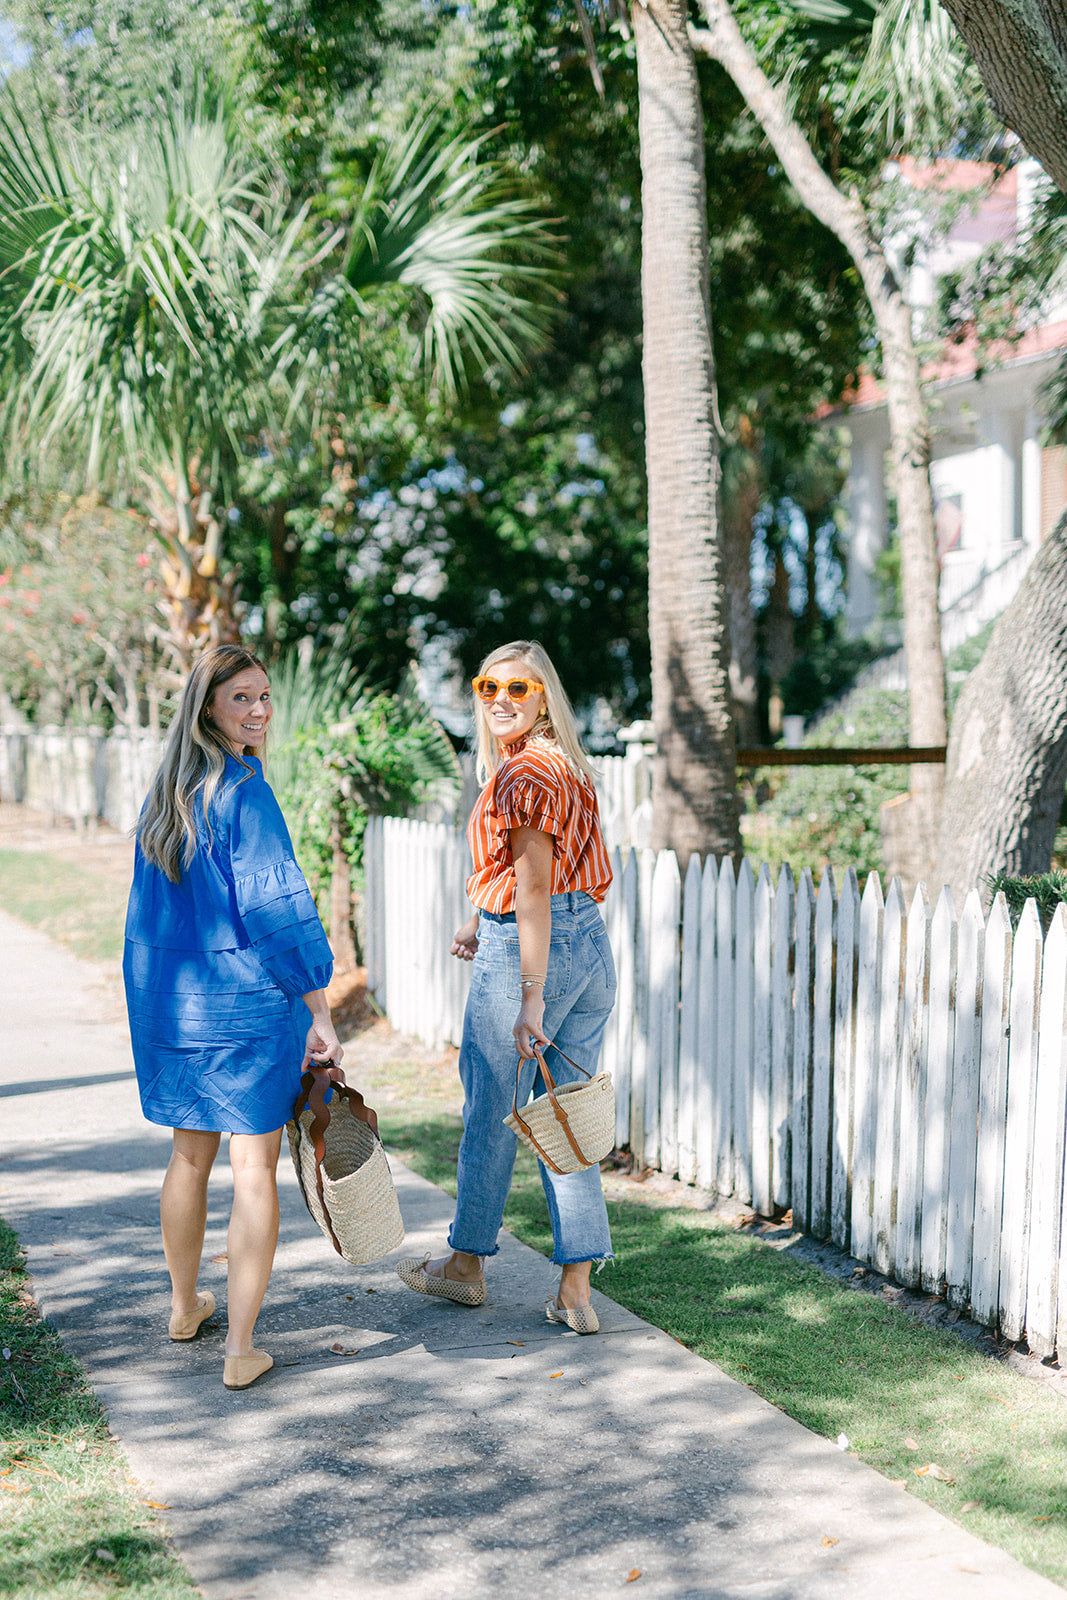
[632, 0, 741, 864]
[0, 94, 558, 670]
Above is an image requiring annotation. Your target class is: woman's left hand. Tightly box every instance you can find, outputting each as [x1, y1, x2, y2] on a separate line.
[302, 1013, 343, 1070]
[513, 994, 549, 1061]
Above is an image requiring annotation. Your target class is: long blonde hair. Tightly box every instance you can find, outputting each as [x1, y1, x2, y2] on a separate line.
[138, 645, 267, 882]
[473, 640, 597, 787]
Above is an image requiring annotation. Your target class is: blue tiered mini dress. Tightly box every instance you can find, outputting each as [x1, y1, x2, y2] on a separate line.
[123, 755, 333, 1135]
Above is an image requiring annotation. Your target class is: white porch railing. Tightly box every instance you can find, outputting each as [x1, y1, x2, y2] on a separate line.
[364, 814, 1067, 1358]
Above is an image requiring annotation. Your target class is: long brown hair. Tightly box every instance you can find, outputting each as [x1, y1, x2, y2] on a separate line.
[137, 645, 267, 881]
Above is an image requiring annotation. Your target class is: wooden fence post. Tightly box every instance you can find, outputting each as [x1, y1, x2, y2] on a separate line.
[612, 850, 638, 1153]
[921, 886, 958, 1293]
[810, 867, 837, 1241]
[792, 869, 816, 1233]
[896, 882, 932, 1289]
[649, 851, 682, 1176]
[1000, 899, 1043, 1343]
[716, 856, 737, 1195]
[945, 889, 984, 1310]
[696, 856, 720, 1191]
[851, 872, 884, 1264]
[771, 864, 795, 1211]
[733, 858, 756, 1205]
[678, 854, 704, 1185]
[1026, 905, 1067, 1358]
[874, 878, 907, 1276]
[831, 867, 860, 1250]
[630, 849, 655, 1171]
[751, 863, 775, 1216]
[970, 892, 1012, 1328]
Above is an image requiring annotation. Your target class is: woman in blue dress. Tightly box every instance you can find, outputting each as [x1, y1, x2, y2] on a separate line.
[124, 645, 342, 1390]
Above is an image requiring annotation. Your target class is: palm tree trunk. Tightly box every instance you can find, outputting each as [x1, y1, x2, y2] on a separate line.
[634, 0, 741, 867]
[693, 0, 948, 875]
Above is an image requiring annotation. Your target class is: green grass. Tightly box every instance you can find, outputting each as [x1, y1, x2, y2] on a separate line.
[0, 851, 127, 965]
[0, 1219, 195, 1599]
[384, 1108, 1067, 1592]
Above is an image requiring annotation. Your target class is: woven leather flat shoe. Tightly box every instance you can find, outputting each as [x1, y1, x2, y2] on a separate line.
[168, 1291, 215, 1342]
[396, 1255, 487, 1307]
[546, 1296, 599, 1335]
[223, 1349, 273, 1390]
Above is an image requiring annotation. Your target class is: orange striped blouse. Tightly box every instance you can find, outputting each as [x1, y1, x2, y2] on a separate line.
[466, 738, 613, 914]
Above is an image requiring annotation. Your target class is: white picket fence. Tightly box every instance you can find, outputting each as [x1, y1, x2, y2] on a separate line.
[364, 814, 1067, 1357]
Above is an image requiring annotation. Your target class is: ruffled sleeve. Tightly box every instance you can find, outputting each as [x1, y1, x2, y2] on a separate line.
[493, 753, 565, 852]
[227, 769, 334, 997]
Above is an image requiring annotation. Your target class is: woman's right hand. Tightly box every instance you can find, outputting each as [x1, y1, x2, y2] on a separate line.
[451, 915, 480, 960]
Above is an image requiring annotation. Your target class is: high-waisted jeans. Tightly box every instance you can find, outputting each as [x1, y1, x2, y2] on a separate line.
[448, 891, 617, 1265]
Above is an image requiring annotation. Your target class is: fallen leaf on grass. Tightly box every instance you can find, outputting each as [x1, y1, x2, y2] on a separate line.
[960, 1502, 980, 1513]
[142, 1501, 171, 1510]
[822, 1536, 839, 1547]
[903, 1437, 919, 1451]
[915, 1463, 954, 1483]
[74, 1440, 87, 1454]
[626, 1571, 641, 1583]
[1, 1481, 30, 1494]
[1034, 1516, 1053, 1524]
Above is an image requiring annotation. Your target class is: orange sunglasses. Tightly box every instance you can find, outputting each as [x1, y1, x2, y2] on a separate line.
[472, 674, 545, 704]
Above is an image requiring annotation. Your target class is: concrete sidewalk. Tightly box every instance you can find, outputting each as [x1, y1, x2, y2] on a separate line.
[0, 905, 1061, 1600]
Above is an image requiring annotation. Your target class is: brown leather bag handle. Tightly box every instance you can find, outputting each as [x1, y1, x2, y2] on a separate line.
[509, 1041, 597, 1175]
[292, 1063, 381, 1258]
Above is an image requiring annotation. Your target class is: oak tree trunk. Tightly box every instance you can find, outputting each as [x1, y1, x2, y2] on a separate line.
[937, 511, 1067, 896]
[634, 0, 741, 866]
[694, 0, 948, 876]
[941, 0, 1067, 198]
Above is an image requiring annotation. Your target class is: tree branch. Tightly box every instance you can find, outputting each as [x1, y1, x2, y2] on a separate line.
[940, 0, 1067, 195]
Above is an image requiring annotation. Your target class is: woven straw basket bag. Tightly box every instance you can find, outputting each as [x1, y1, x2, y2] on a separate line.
[504, 1041, 615, 1174]
[287, 1066, 405, 1265]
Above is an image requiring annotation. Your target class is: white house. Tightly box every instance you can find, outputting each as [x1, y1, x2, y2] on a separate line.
[838, 158, 1067, 655]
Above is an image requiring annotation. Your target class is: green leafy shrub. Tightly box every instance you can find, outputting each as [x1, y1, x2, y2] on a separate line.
[268, 644, 459, 958]
[748, 686, 909, 880]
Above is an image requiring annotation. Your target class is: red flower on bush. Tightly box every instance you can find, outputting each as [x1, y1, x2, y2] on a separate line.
[136, 553, 151, 568]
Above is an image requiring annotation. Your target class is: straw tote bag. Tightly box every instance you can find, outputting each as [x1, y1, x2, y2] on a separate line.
[287, 1065, 405, 1265]
[504, 1041, 615, 1174]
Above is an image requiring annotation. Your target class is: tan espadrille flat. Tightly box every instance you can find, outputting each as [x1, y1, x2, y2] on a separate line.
[396, 1255, 487, 1307]
[546, 1296, 599, 1335]
[223, 1349, 273, 1390]
[168, 1290, 215, 1342]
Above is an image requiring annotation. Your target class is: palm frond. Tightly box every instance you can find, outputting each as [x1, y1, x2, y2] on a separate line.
[342, 108, 561, 397]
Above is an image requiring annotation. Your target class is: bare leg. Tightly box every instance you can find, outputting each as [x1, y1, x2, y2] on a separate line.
[161, 1129, 221, 1316]
[225, 1129, 283, 1359]
[556, 1261, 592, 1309]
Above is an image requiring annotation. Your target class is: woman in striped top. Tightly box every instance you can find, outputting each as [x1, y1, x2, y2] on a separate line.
[397, 640, 617, 1332]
